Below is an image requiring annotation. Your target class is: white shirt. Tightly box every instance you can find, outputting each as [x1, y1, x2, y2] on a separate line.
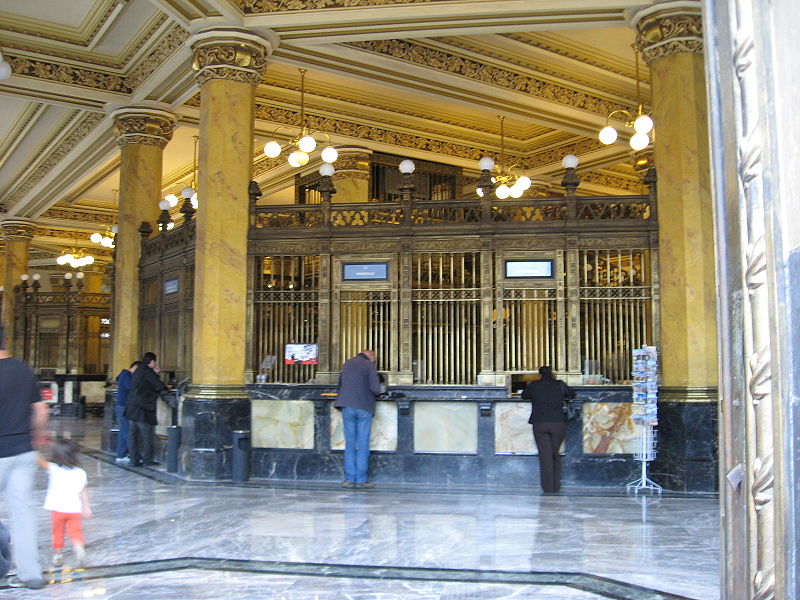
[43, 462, 87, 514]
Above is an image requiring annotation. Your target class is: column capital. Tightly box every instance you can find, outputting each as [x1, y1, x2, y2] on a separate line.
[110, 104, 176, 149]
[628, 1, 703, 65]
[1, 219, 36, 242]
[189, 27, 274, 86]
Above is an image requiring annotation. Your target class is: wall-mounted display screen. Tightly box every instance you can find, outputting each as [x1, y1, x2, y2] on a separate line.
[505, 259, 554, 279]
[342, 262, 389, 281]
[284, 344, 319, 365]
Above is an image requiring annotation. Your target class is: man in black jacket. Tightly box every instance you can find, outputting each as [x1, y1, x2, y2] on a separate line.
[124, 352, 167, 467]
[334, 350, 383, 488]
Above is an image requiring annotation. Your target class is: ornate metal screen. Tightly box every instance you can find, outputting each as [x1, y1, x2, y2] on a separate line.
[411, 252, 481, 384]
[253, 256, 320, 383]
[338, 290, 392, 372]
[578, 249, 653, 383]
[502, 288, 559, 372]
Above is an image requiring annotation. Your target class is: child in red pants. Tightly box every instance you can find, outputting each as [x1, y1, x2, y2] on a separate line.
[38, 437, 92, 567]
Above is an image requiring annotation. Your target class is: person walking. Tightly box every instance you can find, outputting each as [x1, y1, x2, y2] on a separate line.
[0, 326, 47, 589]
[124, 352, 167, 467]
[334, 350, 383, 489]
[522, 365, 576, 494]
[38, 437, 92, 568]
[114, 360, 141, 463]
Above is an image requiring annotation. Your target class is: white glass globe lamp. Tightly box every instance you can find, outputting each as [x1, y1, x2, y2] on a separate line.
[319, 163, 335, 177]
[495, 184, 511, 199]
[633, 114, 654, 134]
[321, 146, 338, 163]
[516, 175, 532, 190]
[90, 232, 102, 244]
[165, 194, 179, 207]
[599, 126, 618, 145]
[181, 186, 195, 199]
[159, 199, 170, 210]
[298, 135, 317, 153]
[629, 132, 650, 151]
[478, 156, 495, 171]
[509, 184, 524, 198]
[399, 159, 416, 174]
[561, 154, 579, 169]
[263, 141, 282, 158]
[288, 150, 309, 168]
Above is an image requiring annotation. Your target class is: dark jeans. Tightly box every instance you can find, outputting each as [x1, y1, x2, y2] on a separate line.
[533, 421, 567, 493]
[115, 404, 129, 459]
[129, 420, 154, 465]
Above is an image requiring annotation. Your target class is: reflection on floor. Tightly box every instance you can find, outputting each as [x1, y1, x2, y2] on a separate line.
[0, 419, 719, 599]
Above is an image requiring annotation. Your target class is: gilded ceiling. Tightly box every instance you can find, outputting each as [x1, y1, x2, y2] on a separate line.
[0, 0, 654, 265]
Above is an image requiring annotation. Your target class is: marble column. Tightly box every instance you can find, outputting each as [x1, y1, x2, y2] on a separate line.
[1, 220, 35, 353]
[631, 2, 717, 401]
[330, 147, 371, 203]
[82, 267, 105, 374]
[182, 28, 272, 479]
[110, 105, 175, 375]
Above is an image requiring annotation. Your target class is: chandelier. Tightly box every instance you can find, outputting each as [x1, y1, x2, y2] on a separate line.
[263, 68, 338, 168]
[56, 246, 94, 268]
[598, 45, 654, 151]
[90, 226, 116, 248]
[476, 116, 531, 199]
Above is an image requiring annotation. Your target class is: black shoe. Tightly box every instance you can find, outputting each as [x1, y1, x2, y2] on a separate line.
[132, 461, 144, 467]
[144, 461, 160, 466]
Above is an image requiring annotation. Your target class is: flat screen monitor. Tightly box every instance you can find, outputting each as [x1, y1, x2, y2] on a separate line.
[342, 262, 389, 281]
[284, 344, 319, 365]
[505, 259, 554, 279]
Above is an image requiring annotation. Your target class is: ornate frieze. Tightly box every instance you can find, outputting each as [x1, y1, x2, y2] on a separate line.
[580, 171, 643, 193]
[40, 208, 115, 226]
[1, 221, 36, 242]
[190, 30, 271, 86]
[113, 109, 175, 149]
[347, 40, 626, 116]
[6, 55, 132, 94]
[128, 25, 189, 89]
[3, 113, 105, 212]
[236, 0, 438, 13]
[631, 3, 703, 65]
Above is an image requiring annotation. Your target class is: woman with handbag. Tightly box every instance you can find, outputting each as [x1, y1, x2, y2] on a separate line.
[522, 365, 576, 493]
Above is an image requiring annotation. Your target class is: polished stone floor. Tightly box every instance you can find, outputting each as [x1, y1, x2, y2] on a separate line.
[0, 418, 720, 599]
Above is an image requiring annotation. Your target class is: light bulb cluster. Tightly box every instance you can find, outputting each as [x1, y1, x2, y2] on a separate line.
[56, 248, 94, 268]
[264, 132, 338, 168]
[476, 156, 532, 199]
[89, 227, 116, 248]
[598, 110, 654, 151]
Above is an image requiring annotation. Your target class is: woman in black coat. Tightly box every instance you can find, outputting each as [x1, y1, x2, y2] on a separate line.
[522, 365, 575, 493]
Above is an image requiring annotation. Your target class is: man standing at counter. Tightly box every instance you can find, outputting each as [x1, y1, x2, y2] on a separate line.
[335, 350, 383, 489]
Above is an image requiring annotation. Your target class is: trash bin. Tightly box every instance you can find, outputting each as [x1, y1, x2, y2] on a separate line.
[231, 430, 250, 483]
[166, 426, 181, 473]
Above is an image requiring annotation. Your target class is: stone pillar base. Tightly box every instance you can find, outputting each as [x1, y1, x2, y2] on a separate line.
[477, 372, 506, 386]
[178, 384, 250, 480]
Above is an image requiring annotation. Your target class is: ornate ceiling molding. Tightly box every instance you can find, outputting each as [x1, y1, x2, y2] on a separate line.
[3, 113, 106, 212]
[1, 220, 36, 242]
[0, 104, 46, 169]
[0, 2, 120, 47]
[347, 39, 627, 116]
[236, 0, 439, 14]
[40, 208, 116, 226]
[3, 23, 187, 95]
[580, 170, 642, 193]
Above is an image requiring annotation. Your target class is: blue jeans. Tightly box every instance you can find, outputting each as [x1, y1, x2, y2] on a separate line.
[342, 407, 373, 484]
[0, 451, 42, 582]
[115, 404, 129, 458]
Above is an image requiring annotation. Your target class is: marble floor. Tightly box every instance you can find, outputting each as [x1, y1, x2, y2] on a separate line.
[0, 419, 720, 599]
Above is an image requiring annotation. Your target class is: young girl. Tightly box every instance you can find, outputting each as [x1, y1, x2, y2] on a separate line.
[38, 437, 92, 567]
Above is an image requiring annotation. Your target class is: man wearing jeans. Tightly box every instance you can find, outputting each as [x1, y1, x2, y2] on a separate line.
[335, 350, 383, 488]
[114, 360, 141, 462]
[0, 326, 48, 589]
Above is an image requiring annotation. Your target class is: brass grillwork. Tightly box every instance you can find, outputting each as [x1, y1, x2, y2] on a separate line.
[412, 252, 481, 384]
[253, 256, 320, 383]
[339, 290, 392, 372]
[502, 288, 559, 372]
[579, 249, 652, 383]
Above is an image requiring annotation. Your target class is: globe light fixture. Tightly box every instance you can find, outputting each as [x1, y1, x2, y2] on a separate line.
[263, 69, 338, 170]
[597, 45, 655, 152]
[476, 116, 532, 199]
[0, 50, 11, 80]
[56, 246, 95, 268]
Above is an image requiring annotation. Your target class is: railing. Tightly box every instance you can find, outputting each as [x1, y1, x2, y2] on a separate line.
[253, 195, 655, 230]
